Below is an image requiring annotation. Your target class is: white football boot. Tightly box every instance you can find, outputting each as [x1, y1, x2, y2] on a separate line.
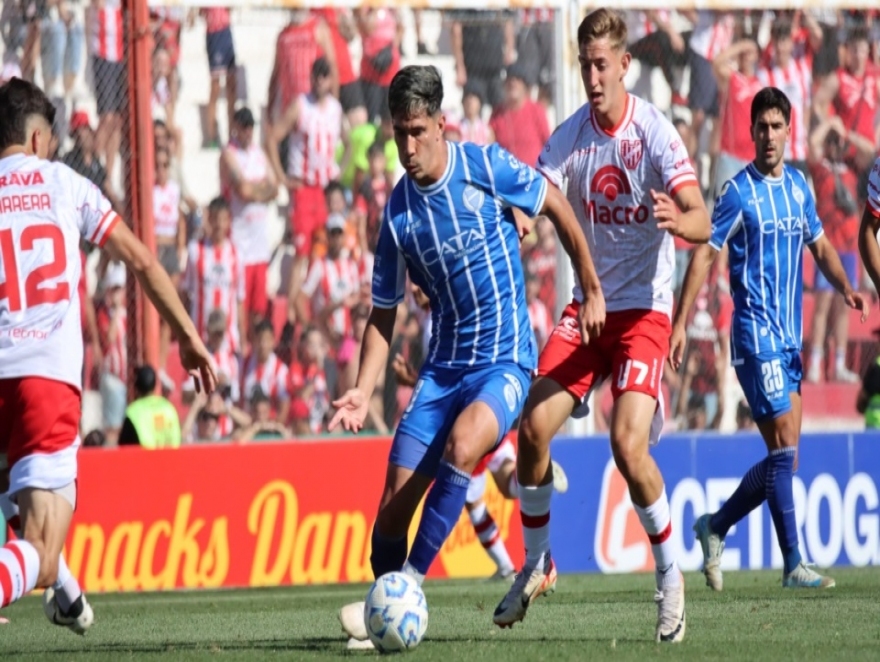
[493, 554, 557, 627]
[42, 588, 94, 635]
[550, 460, 569, 494]
[654, 570, 686, 643]
[783, 562, 835, 588]
[693, 513, 724, 591]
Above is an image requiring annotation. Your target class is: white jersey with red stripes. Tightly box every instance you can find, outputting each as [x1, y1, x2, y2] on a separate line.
[688, 11, 735, 61]
[242, 352, 289, 404]
[867, 157, 880, 218]
[460, 118, 492, 146]
[758, 57, 812, 162]
[153, 181, 181, 239]
[287, 93, 342, 188]
[537, 94, 698, 317]
[301, 254, 361, 337]
[88, 2, 124, 62]
[183, 238, 245, 353]
[99, 306, 127, 381]
[0, 154, 120, 390]
[224, 140, 271, 265]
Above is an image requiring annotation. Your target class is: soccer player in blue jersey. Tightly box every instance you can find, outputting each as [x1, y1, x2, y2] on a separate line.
[672, 87, 868, 590]
[330, 65, 605, 649]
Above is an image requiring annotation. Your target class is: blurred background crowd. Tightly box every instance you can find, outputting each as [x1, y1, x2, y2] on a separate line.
[1, 3, 879, 445]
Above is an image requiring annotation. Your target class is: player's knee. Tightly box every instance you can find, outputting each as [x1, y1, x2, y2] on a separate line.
[611, 433, 649, 482]
[443, 434, 482, 473]
[518, 410, 552, 454]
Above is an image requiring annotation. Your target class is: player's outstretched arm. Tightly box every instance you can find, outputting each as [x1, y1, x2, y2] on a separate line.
[329, 305, 397, 433]
[103, 222, 218, 393]
[858, 204, 880, 295]
[540, 183, 605, 343]
[809, 234, 869, 322]
[653, 185, 711, 244]
[670, 244, 719, 371]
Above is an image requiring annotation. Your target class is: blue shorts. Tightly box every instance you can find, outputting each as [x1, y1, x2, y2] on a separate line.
[206, 27, 236, 73]
[814, 252, 858, 292]
[390, 362, 531, 477]
[735, 350, 802, 423]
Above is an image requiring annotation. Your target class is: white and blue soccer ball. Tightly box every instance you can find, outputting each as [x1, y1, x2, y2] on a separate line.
[364, 572, 428, 653]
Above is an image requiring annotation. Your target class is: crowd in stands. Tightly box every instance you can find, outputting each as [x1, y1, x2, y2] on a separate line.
[2, 5, 879, 442]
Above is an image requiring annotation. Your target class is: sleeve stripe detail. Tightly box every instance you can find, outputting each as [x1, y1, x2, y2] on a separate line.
[532, 176, 549, 216]
[92, 211, 121, 246]
[868, 200, 880, 218]
[805, 227, 825, 246]
[668, 180, 699, 198]
[708, 240, 725, 252]
[372, 295, 403, 308]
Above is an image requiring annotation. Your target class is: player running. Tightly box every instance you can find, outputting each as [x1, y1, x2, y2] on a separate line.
[331, 64, 604, 650]
[858, 156, 880, 293]
[673, 87, 868, 592]
[0, 79, 216, 625]
[493, 9, 710, 643]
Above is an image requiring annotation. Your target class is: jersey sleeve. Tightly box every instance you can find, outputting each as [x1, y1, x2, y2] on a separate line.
[648, 113, 699, 197]
[867, 158, 880, 218]
[535, 122, 571, 189]
[371, 205, 407, 308]
[69, 167, 120, 247]
[801, 178, 825, 246]
[484, 143, 547, 217]
[709, 179, 745, 251]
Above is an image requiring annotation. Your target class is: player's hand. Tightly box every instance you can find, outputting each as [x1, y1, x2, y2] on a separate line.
[669, 322, 687, 371]
[651, 189, 684, 236]
[578, 290, 605, 344]
[329, 388, 369, 433]
[513, 210, 535, 243]
[392, 353, 418, 387]
[179, 334, 218, 395]
[845, 290, 869, 323]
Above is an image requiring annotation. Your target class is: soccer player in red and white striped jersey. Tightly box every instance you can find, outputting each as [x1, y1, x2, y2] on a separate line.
[241, 321, 290, 422]
[182, 197, 246, 355]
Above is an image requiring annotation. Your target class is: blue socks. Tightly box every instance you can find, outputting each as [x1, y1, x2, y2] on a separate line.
[710, 457, 768, 538]
[370, 528, 407, 578]
[406, 460, 472, 576]
[766, 447, 802, 574]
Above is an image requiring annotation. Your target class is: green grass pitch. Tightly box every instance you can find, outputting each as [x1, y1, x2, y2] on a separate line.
[2, 569, 879, 661]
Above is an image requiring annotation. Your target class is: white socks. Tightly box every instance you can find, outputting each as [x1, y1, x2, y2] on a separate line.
[520, 482, 553, 567]
[633, 488, 680, 587]
[0, 540, 39, 607]
[469, 503, 514, 575]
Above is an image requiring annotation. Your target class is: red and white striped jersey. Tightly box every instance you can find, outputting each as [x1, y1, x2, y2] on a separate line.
[520, 8, 554, 26]
[183, 346, 241, 402]
[223, 140, 271, 265]
[537, 95, 698, 317]
[153, 180, 181, 239]
[834, 66, 880, 143]
[183, 239, 245, 353]
[242, 352, 289, 405]
[758, 57, 812, 162]
[528, 298, 554, 350]
[202, 7, 231, 34]
[0, 154, 121, 390]
[460, 118, 492, 146]
[301, 255, 361, 337]
[89, 2, 124, 62]
[287, 93, 342, 187]
[275, 16, 321, 113]
[97, 305, 126, 381]
[689, 11, 735, 61]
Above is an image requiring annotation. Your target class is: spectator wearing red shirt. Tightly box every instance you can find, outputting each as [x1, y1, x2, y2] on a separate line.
[288, 325, 334, 434]
[807, 116, 862, 384]
[313, 8, 366, 127]
[489, 63, 550, 167]
[353, 141, 389, 255]
[355, 8, 401, 123]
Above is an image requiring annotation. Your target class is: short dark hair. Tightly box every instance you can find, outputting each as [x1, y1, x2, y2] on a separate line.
[312, 56, 331, 79]
[232, 107, 255, 128]
[770, 19, 793, 42]
[388, 65, 443, 120]
[750, 87, 792, 126]
[0, 78, 56, 152]
[846, 25, 870, 47]
[250, 386, 270, 407]
[207, 196, 230, 216]
[324, 180, 345, 199]
[255, 319, 275, 338]
[134, 365, 157, 395]
[367, 140, 385, 160]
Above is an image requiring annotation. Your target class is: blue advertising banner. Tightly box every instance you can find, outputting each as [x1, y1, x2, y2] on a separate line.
[550, 432, 880, 573]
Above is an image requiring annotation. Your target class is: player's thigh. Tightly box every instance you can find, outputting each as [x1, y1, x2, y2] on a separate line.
[458, 364, 530, 446]
[391, 368, 460, 478]
[735, 350, 800, 448]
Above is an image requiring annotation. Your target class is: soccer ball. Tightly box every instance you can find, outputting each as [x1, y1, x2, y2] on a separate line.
[364, 572, 428, 652]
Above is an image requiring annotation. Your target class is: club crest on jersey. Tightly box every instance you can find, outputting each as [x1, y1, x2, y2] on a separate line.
[462, 185, 485, 213]
[619, 139, 643, 170]
[790, 182, 805, 206]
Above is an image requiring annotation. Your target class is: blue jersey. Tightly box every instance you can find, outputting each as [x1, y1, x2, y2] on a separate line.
[710, 163, 824, 362]
[372, 141, 547, 370]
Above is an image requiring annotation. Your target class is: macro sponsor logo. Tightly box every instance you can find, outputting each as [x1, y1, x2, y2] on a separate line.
[593, 458, 880, 574]
[585, 166, 648, 225]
